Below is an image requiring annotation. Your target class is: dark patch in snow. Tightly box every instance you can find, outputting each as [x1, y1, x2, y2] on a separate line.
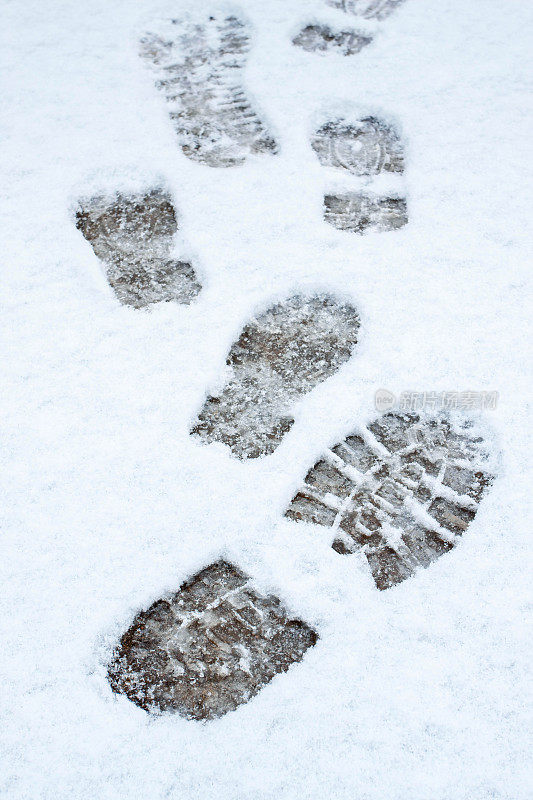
[312, 117, 404, 176]
[324, 193, 408, 233]
[293, 24, 372, 56]
[286, 412, 494, 589]
[140, 15, 278, 168]
[326, 0, 406, 21]
[108, 560, 317, 720]
[75, 189, 201, 308]
[191, 295, 360, 458]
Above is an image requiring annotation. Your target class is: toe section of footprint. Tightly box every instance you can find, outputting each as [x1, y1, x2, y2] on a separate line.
[326, 0, 405, 21]
[107, 560, 317, 720]
[286, 412, 494, 590]
[314, 116, 408, 233]
[191, 295, 360, 459]
[293, 24, 372, 56]
[75, 189, 201, 308]
[140, 14, 278, 168]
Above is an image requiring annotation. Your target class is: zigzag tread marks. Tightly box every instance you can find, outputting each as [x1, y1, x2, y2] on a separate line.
[285, 412, 494, 589]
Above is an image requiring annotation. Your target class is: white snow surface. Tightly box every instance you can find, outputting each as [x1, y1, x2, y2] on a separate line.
[1, 0, 532, 798]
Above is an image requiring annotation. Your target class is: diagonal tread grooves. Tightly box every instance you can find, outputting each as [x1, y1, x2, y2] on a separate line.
[293, 24, 372, 56]
[326, 0, 405, 21]
[75, 189, 201, 308]
[140, 14, 277, 167]
[285, 412, 494, 589]
[107, 560, 317, 720]
[191, 294, 360, 459]
[312, 117, 404, 176]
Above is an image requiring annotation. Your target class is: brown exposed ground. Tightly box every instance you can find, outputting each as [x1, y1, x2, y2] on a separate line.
[286, 412, 493, 589]
[108, 561, 317, 720]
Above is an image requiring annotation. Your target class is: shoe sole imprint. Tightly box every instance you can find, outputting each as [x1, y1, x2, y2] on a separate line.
[191, 294, 360, 459]
[312, 117, 404, 176]
[140, 14, 278, 168]
[324, 193, 407, 233]
[108, 560, 317, 720]
[326, 0, 405, 21]
[314, 116, 407, 233]
[285, 412, 494, 589]
[75, 189, 201, 308]
[293, 24, 372, 56]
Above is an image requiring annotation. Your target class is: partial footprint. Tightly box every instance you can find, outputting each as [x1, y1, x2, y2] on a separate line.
[324, 193, 407, 233]
[314, 116, 408, 233]
[286, 412, 494, 589]
[140, 14, 278, 167]
[75, 189, 201, 308]
[293, 24, 372, 56]
[108, 560, 317, 720]
[326, 0, 405, 21]
[191, 295, 360, 459]
[312, 117, 404, 176]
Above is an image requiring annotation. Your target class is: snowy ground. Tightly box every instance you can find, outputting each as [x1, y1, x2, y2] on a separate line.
[1, 0, 532, 797]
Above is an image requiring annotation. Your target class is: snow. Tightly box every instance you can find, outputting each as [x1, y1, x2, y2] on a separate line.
[1, 0, 532, 798]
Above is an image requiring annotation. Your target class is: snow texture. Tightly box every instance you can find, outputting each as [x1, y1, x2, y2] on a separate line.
[1, 0, 532, 798]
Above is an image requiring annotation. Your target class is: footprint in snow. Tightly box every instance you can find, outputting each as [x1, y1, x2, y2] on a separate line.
[75, 188, 201, 308]
[191, 295, 360, 459]
[312, 116, 408, 233]
[140, 13, 278, 168]
[293, 0, 405, 55]
[286, 411, 494, 589]
[108, 560, 317, 720]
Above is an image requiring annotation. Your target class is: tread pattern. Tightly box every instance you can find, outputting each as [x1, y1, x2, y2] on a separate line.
[108, 561, 317, 720]
[293, 24, 372, 56]
[326, 0, 405, 21]
[140, 15, 277, 168]
[324, 193, 408, 233]
[286, 412, 493, 589]
[312, 117, 404, 176]
[75, 190, 201, 308]
[191, 295, 360, 459]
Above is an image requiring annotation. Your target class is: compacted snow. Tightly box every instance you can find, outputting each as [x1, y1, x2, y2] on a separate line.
[1, 0, 532, 798]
